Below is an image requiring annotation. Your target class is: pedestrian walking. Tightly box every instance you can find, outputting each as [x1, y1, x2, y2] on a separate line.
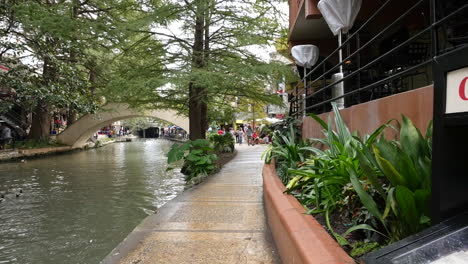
[238, 129, 244, 144]
[246, 126, 253, 146]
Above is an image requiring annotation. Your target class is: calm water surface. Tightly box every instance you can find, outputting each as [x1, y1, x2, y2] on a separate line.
[0, 139, 185, 264]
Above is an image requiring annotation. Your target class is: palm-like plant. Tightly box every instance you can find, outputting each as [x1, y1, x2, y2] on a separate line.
[356, 117, 432, 240]
[262, 124, 313, 184]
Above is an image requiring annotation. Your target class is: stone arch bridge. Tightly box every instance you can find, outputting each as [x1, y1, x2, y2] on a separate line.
[57, 103, 189, 148]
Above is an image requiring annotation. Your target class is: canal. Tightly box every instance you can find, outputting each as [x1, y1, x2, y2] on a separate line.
[0, 139, 185, 264]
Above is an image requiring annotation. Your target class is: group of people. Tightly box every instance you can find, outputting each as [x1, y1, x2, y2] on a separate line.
[237, 126, 272, 146]
[0, 122, 12, 150]
[210, 124, 272, 146]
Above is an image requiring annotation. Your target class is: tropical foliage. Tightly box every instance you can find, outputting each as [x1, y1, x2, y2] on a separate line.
[263, 124, 313, 184]
[266, 103, 433, 257]
[207, 134, 235, 153]
[1, 0, 288, 142]
[167, 139, 218, 181]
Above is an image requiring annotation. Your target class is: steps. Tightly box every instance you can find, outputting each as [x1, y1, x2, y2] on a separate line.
[0, 113, 27, 137]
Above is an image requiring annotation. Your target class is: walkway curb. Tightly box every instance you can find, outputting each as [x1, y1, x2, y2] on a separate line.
[262, 161, 354, 264]
[0, 146, 74, 161]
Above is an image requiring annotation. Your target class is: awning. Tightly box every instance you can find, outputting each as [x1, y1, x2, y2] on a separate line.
[256, 117, 283, 124]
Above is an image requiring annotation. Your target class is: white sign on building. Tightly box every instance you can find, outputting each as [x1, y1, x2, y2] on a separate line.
[446, 67, 468, 114]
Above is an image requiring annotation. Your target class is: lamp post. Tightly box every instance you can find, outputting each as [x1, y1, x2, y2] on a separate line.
[318, 0, 362, 110]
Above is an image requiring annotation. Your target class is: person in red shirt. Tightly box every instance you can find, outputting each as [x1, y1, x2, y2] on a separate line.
[252, 131, 259, 145]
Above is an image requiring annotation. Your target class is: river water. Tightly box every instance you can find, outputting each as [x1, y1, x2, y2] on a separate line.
[0, 139, 185, 264]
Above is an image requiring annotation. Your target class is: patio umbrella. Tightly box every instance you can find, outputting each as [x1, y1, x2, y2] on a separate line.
[256, 117, 282, 123]
[291, 45, 319, 116]
[318, 0, 362, 74]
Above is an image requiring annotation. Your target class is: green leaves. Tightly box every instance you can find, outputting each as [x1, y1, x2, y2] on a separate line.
[373, 146, 407, 187]
[343, 224, 385, 238]
[353, 116, 432, 240]
[395, 186, 420, 235]
[349, 168, 384, 225]
[263, 124, 313, 184]
[400, 116, 426, 163]
[167, 141, 191, 163]
[167, 139, 218, 180]
[282, 103, 433, 246]
[207, 134, 235, 153]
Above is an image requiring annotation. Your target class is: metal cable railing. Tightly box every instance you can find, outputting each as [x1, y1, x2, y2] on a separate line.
[289, 0, 468, 118]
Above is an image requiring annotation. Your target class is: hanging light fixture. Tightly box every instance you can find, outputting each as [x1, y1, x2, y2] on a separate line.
[318, 0, 362, 74]
[318, 0, 362, 109]
[291, 45, 319, 116]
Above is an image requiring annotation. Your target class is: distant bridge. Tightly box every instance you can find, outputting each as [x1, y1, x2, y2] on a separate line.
[57, 103, 189, 148]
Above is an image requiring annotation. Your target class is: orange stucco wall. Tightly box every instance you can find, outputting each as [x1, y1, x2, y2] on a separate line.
[302, 85, 434, 139]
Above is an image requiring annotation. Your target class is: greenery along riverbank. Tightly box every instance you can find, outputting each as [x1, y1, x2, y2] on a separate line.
[263, 103, 432, 259]
[167, 133, 236, 185]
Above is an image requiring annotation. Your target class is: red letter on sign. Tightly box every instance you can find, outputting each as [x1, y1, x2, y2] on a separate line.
[459, 77, 468, 101]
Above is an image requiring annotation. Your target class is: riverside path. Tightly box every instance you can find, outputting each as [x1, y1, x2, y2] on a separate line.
[102, 144, 280, 264]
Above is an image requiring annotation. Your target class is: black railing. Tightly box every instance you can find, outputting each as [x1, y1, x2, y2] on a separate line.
[289, 0, 468, 118]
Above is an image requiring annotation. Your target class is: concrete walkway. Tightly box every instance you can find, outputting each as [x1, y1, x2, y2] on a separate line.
[103, 144, 280, 264]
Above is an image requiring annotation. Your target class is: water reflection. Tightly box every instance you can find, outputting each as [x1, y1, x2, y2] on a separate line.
[0, 139, 184, 264]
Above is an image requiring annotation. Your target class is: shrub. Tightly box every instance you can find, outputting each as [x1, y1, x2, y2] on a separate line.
[208, 133, 235, 153]
[167, 139, 218, 181]
[355, 116, 432, 241]
[262, 124, 313, 184]
[284, 102, 433, 250]
[15, 139, 65, 149]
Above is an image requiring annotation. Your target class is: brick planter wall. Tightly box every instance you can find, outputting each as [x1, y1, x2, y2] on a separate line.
[263, 161, 354, 264]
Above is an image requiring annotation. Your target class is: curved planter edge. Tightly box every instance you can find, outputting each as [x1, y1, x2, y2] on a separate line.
[263, 161, 355, 264]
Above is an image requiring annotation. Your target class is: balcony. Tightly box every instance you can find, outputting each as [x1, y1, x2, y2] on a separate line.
[289, 0, 333, 48]
[288, 0, 468, 117]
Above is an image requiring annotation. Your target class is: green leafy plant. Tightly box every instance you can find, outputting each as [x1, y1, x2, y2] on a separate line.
[356, 117, 433, 240]
[207, 133, 235, 153]
[15, 139, 65, 149]
[349, 241, 381, 258]
[286, 103, 387, 214]
[262, 124, 313, 184]
[285, 102, 433, 249]
[167, 139, 218, 181]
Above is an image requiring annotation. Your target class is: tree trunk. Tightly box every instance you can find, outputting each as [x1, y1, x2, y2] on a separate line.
[29, 101, 51, 140]
[199, 2, 211, 139]
[189, 83, 203, 140]
[188, 0, 206, 140]
[29, 55, 55, 140]
[65, 0, 79, 128]
[67, 109, 76, 126]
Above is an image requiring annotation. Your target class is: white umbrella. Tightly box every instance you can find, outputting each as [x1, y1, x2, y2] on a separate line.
[256, 118, 282, 123]
[318, 0, 362, 74]
[291, 45, 319, 116]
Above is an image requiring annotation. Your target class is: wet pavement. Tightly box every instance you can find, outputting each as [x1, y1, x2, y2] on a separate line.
[103, 144, 281, 264]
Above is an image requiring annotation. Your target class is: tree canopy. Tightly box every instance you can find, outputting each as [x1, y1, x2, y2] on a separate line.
[1, 0, 289, 140]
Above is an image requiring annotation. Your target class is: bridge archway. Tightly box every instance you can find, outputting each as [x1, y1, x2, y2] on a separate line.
[57, 103, 189, 148]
